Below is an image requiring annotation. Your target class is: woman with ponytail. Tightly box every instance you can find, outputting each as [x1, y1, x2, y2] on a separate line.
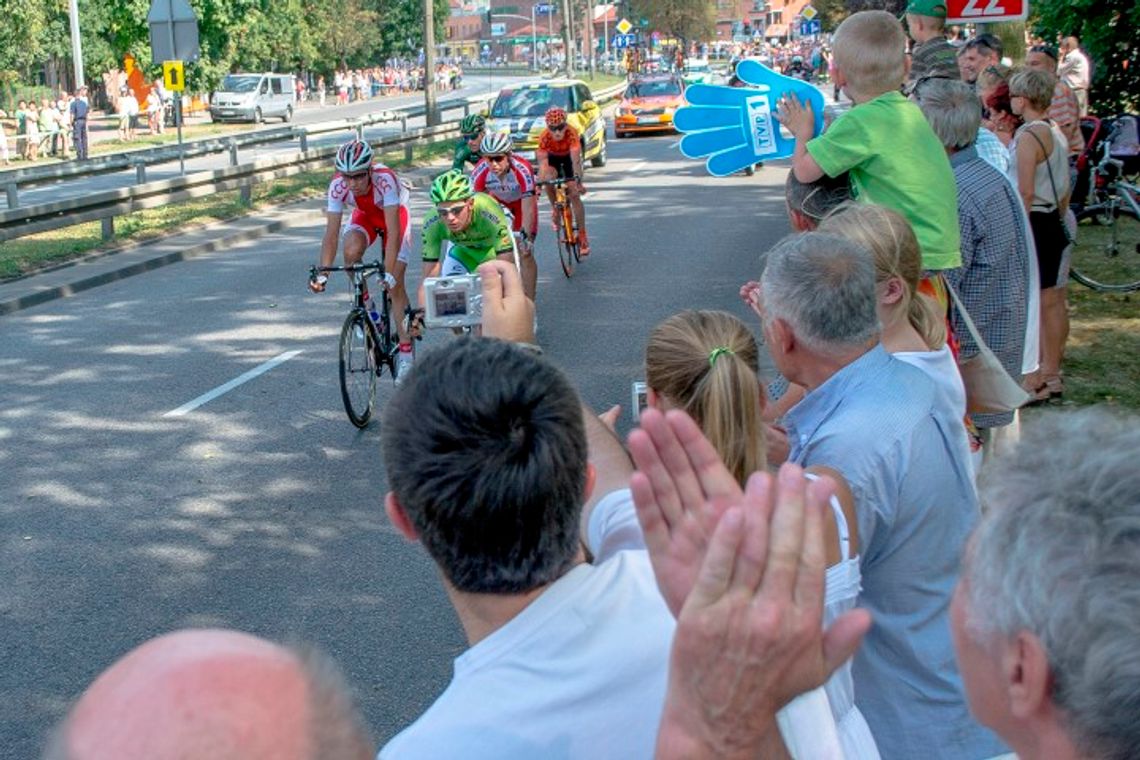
[643, 309, 880, 760]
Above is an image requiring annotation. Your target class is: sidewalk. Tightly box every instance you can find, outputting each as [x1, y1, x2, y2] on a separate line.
[0, 161, 446, 317]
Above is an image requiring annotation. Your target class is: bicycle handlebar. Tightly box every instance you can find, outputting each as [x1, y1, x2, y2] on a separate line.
[536, 176, 582, 187]
[309, 260, 385, 285]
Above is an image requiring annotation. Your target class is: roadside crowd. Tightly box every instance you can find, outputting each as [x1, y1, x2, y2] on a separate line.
[37, 6, 1140, 760]
[313, 61, 465, 107]
[0, 86, 92, 164]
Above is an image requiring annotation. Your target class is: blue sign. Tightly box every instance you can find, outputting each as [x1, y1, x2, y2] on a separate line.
[612, 33, 637, 49]
[800, 19, 821, 36]
[534, 3, 553, 14]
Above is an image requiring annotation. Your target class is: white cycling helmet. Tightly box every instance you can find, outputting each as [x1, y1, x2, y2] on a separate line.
[335, 139, 374, 173]
[480, 132, 514, 156]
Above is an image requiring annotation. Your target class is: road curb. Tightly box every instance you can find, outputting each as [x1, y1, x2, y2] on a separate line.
[0, 207, 324, 316]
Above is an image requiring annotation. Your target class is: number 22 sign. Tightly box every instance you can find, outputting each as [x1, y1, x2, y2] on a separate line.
[946, 0, 1028, 23]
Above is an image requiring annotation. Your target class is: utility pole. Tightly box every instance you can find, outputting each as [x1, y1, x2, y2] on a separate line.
[423, 0, 440, 125]
[68, 0, 85, 89]
[561, 0, 574, 75]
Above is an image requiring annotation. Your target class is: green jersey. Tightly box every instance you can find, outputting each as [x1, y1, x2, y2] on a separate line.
[422, 193, 514, 273]
[452, 141, 481, 171]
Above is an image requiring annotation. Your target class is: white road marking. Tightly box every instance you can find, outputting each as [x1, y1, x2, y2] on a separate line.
[668, 139, 682, 149]
[163, 350, 303, 417]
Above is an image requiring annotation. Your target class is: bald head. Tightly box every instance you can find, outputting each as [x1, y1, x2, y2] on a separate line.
[49, 629, 372, 760]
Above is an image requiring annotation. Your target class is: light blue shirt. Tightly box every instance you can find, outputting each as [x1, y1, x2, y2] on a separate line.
[785, 345, 1006, 760]
[975, 126, 1010, 176]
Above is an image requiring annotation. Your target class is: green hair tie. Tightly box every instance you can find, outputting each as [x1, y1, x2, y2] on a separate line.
[708, 346, 734, 366]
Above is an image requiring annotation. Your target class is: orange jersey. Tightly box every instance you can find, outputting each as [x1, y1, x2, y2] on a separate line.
[537, 125, 581, 156]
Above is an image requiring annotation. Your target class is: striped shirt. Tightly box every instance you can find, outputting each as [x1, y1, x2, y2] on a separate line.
[1049, 80, 1084, 156]
[944, 146, 1030, 429]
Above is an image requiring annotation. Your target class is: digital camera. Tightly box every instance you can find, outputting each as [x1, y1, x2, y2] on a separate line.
[631, 381, 648, 422]
[422, 275, 483, 329]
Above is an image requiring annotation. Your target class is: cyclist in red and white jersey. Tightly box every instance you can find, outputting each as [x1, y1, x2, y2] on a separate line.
[471, 131, 539, 298]
[311, 139, 416, 380]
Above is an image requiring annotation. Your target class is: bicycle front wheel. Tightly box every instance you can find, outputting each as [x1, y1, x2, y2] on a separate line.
[1072, 206, 1140, 293]
[556, 206, 575, 278]
[339, 310, 377, 428]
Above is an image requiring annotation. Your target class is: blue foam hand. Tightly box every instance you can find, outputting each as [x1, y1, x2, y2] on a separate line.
[674, 61, 826, 177]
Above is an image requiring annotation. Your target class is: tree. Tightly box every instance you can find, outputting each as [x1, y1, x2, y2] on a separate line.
[628, 0, 713, 45]
[1030, 0, 1138, 114]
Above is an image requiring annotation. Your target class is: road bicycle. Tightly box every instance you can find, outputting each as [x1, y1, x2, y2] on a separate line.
[309, 260, 420, 428]
[538, 176, 582, 278]
[1072, 121, 1140, 293]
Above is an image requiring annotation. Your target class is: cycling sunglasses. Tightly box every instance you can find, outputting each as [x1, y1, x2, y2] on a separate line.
[548, 124, 567, 131]
[462, 131, 483, 140]
[485, 154, 509, 163]
[437, 203, 469, 218]
[343, 171, 369, 180]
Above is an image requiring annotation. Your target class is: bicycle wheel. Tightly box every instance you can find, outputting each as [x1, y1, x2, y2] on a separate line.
[338, 310, 377, 428]
[1072, 206, 1140, 293]
[564, 206, 581, 264]
[556, 204, 575, 278]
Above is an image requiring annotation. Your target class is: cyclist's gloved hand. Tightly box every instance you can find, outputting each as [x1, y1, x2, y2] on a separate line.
[309, 274, 328, 293]
[382, 272, 397, 291]
[674, 60, 825, 177]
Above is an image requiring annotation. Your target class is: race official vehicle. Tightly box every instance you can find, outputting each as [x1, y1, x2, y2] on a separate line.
[485, 80, 608, 168]
[614, 74, 685, 137]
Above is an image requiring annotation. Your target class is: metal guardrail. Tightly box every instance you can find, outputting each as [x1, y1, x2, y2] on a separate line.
[0, 123, 459, 243]
[0, 81, 625, 243]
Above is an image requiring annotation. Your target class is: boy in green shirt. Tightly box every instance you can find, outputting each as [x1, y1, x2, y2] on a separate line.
[777, 10, 961, 271]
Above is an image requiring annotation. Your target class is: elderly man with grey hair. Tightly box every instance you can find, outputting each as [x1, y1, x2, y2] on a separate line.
[918, 78, 1031, 459]
[952, 409, 1140, 760]
[756, 232, 1006, 760]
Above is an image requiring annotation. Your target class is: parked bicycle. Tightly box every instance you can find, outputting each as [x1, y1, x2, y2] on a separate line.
[537, 176, 581, 278]
[309, 260, 420, 427]
[1072, 121, 1140, 293]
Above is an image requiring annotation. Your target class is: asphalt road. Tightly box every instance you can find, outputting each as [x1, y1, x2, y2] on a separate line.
[12, 74, 539, 208]
[0, 129, 795, 758]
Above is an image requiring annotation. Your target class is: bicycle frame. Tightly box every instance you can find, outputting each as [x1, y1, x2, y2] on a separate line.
[311, 260, 395, 367]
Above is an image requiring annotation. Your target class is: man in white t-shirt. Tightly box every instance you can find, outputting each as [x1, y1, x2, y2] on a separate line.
[377, 312, 676, 759]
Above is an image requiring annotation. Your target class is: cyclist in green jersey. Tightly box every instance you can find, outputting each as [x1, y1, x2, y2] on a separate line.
[422, 170, 516, 284]
[452, 114, 486, 171]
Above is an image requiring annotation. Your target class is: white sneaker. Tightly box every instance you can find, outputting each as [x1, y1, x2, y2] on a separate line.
[394, 350, 415, 386]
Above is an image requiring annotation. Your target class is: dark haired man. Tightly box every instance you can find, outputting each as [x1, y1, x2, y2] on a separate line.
[377, 323, 676, 757]
[957, 33, 1002, 87]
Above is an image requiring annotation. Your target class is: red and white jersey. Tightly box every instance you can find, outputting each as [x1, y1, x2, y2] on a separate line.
[471, 155, 537, 205]
[326, 164, 409, 215]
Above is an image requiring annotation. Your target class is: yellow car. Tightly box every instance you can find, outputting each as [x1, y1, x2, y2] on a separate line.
[485, 79, 608, 168]
[614, 74, 685, 137]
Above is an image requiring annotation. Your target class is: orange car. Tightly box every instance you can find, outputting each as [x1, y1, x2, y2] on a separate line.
[614, 75, 685, 137]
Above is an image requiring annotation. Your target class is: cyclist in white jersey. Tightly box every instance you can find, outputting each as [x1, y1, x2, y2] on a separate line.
[311, 139, 416, 380]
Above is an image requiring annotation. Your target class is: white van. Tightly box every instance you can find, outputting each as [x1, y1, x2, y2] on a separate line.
[210, 73, 295, 123]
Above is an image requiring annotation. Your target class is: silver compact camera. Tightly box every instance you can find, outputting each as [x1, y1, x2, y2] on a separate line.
[422, 275, 483, 329]
[631, 381, 648, 422]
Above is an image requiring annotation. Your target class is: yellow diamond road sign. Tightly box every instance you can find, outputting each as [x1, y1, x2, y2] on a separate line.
[801, 5, 818, 20]
[616, 18, 632, 35]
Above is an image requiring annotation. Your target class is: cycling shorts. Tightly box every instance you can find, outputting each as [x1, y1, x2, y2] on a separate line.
[343, 206, 411, 264]
[548, 153, 575, 180]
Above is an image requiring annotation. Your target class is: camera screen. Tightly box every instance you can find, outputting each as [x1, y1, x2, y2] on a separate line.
[434, 289, 468, 317]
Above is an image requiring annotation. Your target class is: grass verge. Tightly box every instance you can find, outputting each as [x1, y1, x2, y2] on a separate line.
[0, 140, 454, 281]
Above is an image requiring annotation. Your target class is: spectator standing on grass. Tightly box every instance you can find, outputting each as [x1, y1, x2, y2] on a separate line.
[0, 109, 10, 165]
[39, 98, 58, 156]
[69, 85, 90, 160]
[25, 101, 40, 161]
[54, 98, 71, 157]
[1058, 36, 1091, 116]
[15, 100, 28, 159]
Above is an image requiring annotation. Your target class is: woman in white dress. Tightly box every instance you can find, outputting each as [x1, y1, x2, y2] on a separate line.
[644, 309, 880, 760]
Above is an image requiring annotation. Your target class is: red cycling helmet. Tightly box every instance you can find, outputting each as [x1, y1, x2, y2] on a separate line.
[545, 107, 567, 127]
